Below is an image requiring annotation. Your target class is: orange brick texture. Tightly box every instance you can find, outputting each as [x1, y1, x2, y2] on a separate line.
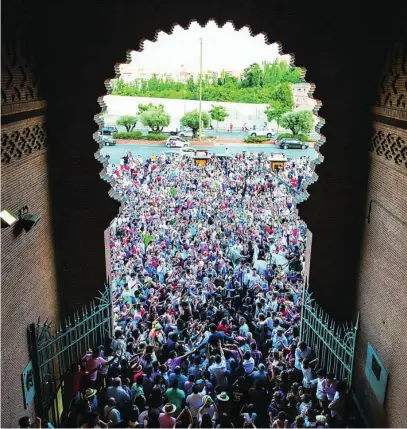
[354, 122, 407, 427]
[1, 119, 60, 428]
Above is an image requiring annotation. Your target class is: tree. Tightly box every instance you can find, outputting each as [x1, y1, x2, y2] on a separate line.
[116, 115, 138, 132]
[180, 110, 211, 137]
[208, 105, 229, 130]
[270, 82, 294, 110]
[264, 101, 289, 132]
[140, 105, 170, 132]
[138, 103, 164, 115]
[264, 82, 295, 132]
[112, 61, 302, 104]
[279, 110, 314, 136]
[241, 63, 263, 88]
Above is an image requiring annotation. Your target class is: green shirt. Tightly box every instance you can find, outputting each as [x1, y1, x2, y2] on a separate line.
[165, 387, 185, 414]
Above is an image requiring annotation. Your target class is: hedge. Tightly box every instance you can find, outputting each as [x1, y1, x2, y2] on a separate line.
[277, 133, 310, 142]
[112, 131, 167, 141]
[143, 133, 168, 141]
[112, 131, 143, 140]
[244, 136, 271, 143]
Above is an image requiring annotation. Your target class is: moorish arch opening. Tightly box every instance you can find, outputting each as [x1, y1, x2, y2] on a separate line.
[65, 19, 354, 428]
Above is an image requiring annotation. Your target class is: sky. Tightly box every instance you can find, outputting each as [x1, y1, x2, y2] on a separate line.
[129, 21, 291, 74]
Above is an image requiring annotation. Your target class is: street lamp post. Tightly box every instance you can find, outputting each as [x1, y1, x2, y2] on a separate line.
[181, 64, 186, 115]
[198, 38, 203, 142]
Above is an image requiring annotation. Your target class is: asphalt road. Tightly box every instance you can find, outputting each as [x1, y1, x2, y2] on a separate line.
[104, 127, 320, 141]
[100, 143, 318, 165]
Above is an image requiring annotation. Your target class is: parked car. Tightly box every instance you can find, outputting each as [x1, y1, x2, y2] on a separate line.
[102, 136, 116, 146]
[248, 127, 275, 137]
[101, 126, 118, 135]
[166, 136, 190, 148]
[177, 129, 205, 138]
[278, 138, 308, 149]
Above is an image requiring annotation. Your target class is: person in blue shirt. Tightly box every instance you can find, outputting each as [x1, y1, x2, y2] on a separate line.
[168, 366, 188, 391]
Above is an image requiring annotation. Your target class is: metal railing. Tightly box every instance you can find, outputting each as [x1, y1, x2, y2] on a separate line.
[300, 286, 359, 389]
[29, 284, 112, 427]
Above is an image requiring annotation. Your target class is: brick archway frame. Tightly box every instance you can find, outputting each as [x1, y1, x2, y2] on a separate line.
[27, 1, 402, 321]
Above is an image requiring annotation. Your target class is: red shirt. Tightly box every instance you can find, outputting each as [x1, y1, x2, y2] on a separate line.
[217, 324, 228, 334]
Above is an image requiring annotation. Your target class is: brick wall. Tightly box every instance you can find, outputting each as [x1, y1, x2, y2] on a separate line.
[1, 118, 59, 428]
[354, 41, 407, 427]
[354, 150, 407, 427]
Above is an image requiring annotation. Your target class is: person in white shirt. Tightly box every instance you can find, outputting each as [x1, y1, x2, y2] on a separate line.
[186, 385, 207, 417]
[312, 369, 327, 404]
[208, 344, 227, 388]
[242, 351, 255, 375]
[238, 318, 250, 337]
[324, 372, 338, 402]
[301, 358, 319, 390]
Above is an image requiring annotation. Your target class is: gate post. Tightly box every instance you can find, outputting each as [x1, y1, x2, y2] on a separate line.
[29, 323, 44, 420]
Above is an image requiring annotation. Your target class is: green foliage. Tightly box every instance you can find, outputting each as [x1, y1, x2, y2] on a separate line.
[140, 104, 171, 132]
[244, 136, 271, 143]
[116, 115, 138, 132]
[113, 131, 143, 140]
[143, 133, 168, 141]
[180, 110, 211, 136]
[208, 105, 229, 129]
[111, 59, 302, 103]
[111, 131, 167, 141]
[270, 83, 295, 110]
[264, 82, 295, 129]
[279, 110, 314, 136]
[277, 133, 310, 142]
[138, 103, 164, 115]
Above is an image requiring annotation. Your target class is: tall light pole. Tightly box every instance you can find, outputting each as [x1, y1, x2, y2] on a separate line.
[181, 64, 186, 115]
[198, 38, 203, 142]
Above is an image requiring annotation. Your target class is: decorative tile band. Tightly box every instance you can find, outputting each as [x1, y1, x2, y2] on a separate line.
[1, 117, 48, 165]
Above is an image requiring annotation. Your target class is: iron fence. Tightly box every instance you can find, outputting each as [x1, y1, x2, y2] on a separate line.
[29, 283, 112, 427]
[300, 286, 359, 389]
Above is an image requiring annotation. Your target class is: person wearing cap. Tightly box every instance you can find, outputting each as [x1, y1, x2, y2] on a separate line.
[83, 387, 98, 413]
[197, 395, 218, 425]
[158, 403, 177, 428]
[215, 391, 231, 417]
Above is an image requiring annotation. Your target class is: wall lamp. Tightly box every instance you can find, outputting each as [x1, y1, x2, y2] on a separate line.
[18, 206, 41, 231]
[0, 206, 41, 231]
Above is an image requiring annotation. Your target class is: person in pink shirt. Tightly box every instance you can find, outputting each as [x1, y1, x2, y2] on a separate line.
[158, 403, 176, 428]
[82, 347, 112, 387]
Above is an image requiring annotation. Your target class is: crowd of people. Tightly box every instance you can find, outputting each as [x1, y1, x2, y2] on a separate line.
[38, 150, 347, 428]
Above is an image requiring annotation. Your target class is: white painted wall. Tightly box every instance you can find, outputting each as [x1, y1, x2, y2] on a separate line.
[103, 95, 318, 133]
[104, 95, 272, 130]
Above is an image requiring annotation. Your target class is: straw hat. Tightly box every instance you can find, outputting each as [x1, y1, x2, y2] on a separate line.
[216, 392, 229, 402]
[84, 388, 97, 399]
[163, 403, 177, 414]
[203, 395, 214, 406]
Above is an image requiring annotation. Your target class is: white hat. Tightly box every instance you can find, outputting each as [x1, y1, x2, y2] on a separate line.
[216, 392, 230, 402]
[84, 388, 97, 399]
